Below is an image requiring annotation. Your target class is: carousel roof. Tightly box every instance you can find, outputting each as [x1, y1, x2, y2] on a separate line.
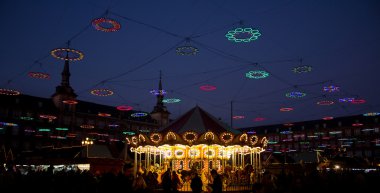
[160, 105, 240, 135]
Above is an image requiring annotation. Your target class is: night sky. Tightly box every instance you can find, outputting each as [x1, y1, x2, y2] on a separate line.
[1, 0, 379, 128]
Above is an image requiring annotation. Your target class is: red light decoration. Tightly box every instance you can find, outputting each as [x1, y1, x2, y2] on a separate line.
[28, 72, 50, 79]
[0, 88, 21, 96]
[233, 115, 245, 119]
[352, 123, 363, 127]
[351, 99, 366, 104]
[63, 100, 78, 105]
[253, 117, 265, 122]
[90, 88, 114, 96]
[92, 18, 121, 32]
[116, 105, 133, 111]
[98, 113, 111, 117]
[280, 107, 293, 112]
[50, 48, 84, 61]
[322, 116, 334, 120]
[317, 100, 334, 106]
[283, 123, 294, 127]
[200, 85, 217, 91]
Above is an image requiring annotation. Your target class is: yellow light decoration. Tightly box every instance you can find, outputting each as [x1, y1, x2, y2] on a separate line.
[166, 131, 177, 141]
[239, 133, 248, 142]
[183, 131, 198, 144]
[188, 149, 200, 158]
[261, 137, 268, 148]
[250, 135, 258, 146]
[220, 132, 234, 144]
[125, 137, 131, 144]
[131, 136, 138, 145]
[203, 147, 215, 158]
[138, 134, 146, 143]
[164, 150, 173, 159]
[50, 48, 84, 61]
[174, 149, 185, 159]
[0, 88, 21, 96]
[80, 124, 94, 129]
[98, 112, 111, 117]
[150, 133, 162, 144]
[62, 99, 78, 105]
[204, 131, 215, 141]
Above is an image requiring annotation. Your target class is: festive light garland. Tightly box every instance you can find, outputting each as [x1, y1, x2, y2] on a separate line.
[250, 135, 258, 146]
[166, 131, 177, 141]
[80, 124, 94, 129]
[98, 113, 111, 117]
[150, 89, 167, 96]
[323, 85, 340, 92]
[338, 97, 355, 103]
[138, 134, 146, 143]
[322, 116, 334, 120]
[176, 45, 199, 55]
[292, 65, 312, 73]
[280, 107, 294, 112]
[204, 131, 215, 141]
[116, 105, 133, 111]
[51, 48, 84, 61]
[317, 100, 335, 105]
[183, 131, 198, 144]
[245, 70, 269, 79]
[232, 115, 245, 119]
[225, 27, 261, 43]
[163, 98, 181, 103]
[131, 112, 148, 117]
[92, 18, 121, 32]
[28, 72, 50, 79]
[39, 114, 57, 120]
[363, 112, 380, 116]
[220, 132, 233, 144]
[285, 91, 306, 98]
[150, 133, 162, 144]
[199, 85, 217, 91]
[90, 88, 114, 96]
[239, 133, 248, 142]
[351, 99, 366, 104]
[253, 117, 265, 122]
[0, 88, 21, 96]
[62, 100, 78, 105]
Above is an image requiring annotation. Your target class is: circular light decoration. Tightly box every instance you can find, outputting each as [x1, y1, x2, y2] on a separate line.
[253, 117, 266, 122]
[28, 72, 50, 79]
[150, 89, 167, 96]
[166, 131, 177, 141]
[250, 135, 259, 146]
[39, 114, 57, 120]
[261, 137, 268, 148]
[322, 116, 334, 120]
[233, 115, 245, 119]
[280, 107, 294, 112]
[225, 27, 261, 43]
[352, 123, 363, 127]
[150, 133, 162, 144]
[92, 17, 121, 32]
[51, 48, 84, 61]
[286, 91, 306, 98]
[131, 112, 148, 117]
[203, 149, 215, 158]
[317, 100, 335, 106]
[204, 131, 215, 141]
[90, 88, 114, 96]
[188, 149, 200, 157]
[239, 133, 248, 142]
[220, 132, 234, 144]
[292, 65, 312, 73]
[199, 85, 217, 91]
[63, 100, 78, 105]
[0, 88, 21, 96]
[163, 98, 181, 103]
[98, 113, 111, 117]
[245, 70, 269, 79]
[175, 149, 185, 159]
[80, 124, 94, 129]
[363, 112, 380, 116]
[323, 85, 340, 92]
[351, 99, 366, 104]
[183, 131, 198, 144]
[131, 136, 138, 145]
[283, 123, 294, 127]
[338, 97, 355, 103]
[116, 105, 133, 111]
[176, 46, 199, 55]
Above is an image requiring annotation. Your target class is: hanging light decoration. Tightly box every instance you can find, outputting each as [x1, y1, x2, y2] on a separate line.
[285, 91, 306, 98]
[0, 88, 20, 96]
[225, 27, 261, 43]
[28, 72, 50, 79]
[292, 65, 312, 73]
[245, 70, 269, 79]
[163, 98, 181, 103]
[116, 105, 133, 111]
[323, 85, 340, 92]
[200, 84, 217, 91]
[92, 17, 121, 32]
[50, 48, 84, 61]
[90, 88, 114, 96]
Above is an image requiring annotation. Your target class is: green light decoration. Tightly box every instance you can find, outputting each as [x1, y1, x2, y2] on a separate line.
[56, 127, 69, 131]
[123, 131, 136, 135]
[38, 128, 51, 132]
[225, 28, 261, 43]
[163, 98, 181, 103]
[245, 70, 269, 79]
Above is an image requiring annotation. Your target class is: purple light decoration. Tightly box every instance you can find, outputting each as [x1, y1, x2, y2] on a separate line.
[280, 107, 293, 112]
[323, 85, 340, 92]
[317, 100, 334, 105]
[150, 89, 167, 96]
[338, 97, 355, 102]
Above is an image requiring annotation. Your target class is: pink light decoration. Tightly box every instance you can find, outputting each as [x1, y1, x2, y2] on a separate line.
[232, 115, 245, 119]
[200, 85, 217, 91]
[283, 123, 294, 127]
[39, 114, 57, 120]
[322, 116, 334, 120]
[351, 99, 366, 104]
[116, 105, 133, 111]
[63, 100, 78, 105]
[253, 117, 265, 122]
[28, 72, 50, 79]
[352, 123, 363, 127]
[280, 107, 293, 112]
[80, 124, 94, 129]
[317, 100, 334, 105]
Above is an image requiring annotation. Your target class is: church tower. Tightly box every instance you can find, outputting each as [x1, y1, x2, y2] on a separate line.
[150, 71, 170, 127]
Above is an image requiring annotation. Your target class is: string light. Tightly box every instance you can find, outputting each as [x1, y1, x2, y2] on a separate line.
[292, 65, 312, 73]
[150, 133, 162, 144]
[92, 18, 121, 32]
[28, 72, 50, 79]
[351, 99, 366, 104]
[225, 27, 261, 43]
[90, 88, 114, 96]
[176, 46, 199, 55]
[245, 70, 269, 79]
[51, 48, 84, 61]
[338, 97, 355, 102]
[183, 131, 198, 144]
[98, 113, 111, 117]
[0, 88, 20, 96]
[285, 91, 306, 98]
[131, 112, 148, 117]
[163, 98, 181, 103]
[166, 131, 177, 141]
[80, 124, 94, 129]
[323, 85, 340, 92]
[220, 132, 233, 144]
[199, 85, 217, 91]
[116, 105, 133, 111]
[317, 101, 334, 105]
[239, 133, 248, 142]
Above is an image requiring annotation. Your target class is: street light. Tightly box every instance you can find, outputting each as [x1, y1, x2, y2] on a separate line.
[82, 137, 93, 157]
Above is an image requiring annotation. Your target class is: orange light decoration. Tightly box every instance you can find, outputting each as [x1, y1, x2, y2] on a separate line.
[50, 48, 84, 61]
[204, 131, 215, 141]
[0, 88, 21, 96]
[80, 124, 95, 129]
[63, 100, 78, 105]
[239, 133, 248, 142]
[220, 132, 233, 144]
[166, 132, 177, 141]
[90, 88, 114, 96]
[98, 112, 111, 117]
[28, 72, 50, 79]
[183, 131, 198, 144]
[150, 133, 162, 144]
[280, 107, 293, 112]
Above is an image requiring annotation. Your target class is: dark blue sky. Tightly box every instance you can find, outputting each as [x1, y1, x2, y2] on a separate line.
[1, 0, 379, 128]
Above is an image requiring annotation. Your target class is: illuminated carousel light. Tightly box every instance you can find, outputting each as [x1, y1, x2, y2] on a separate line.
[204, 131, 215, 141]
[176, 46, 199, 55]
[280, 107, 293, 112]
[203, 149, 215, 158]
[28, 72, 50, 79]
[98, 113, 111, 117]
[63, 100, 78, 105]
[285, 91, 306, 98]
[188, 149, 200, 157]
[125, 137, 131, 145]
[292, 65, 312, 73]
[183, 131, 198, 144]
[80, 124, 94, 129]
[233, 115, 245, 119]
[261, 137, 268, 148]
[131, 112, 148, 117]
[322, 116, 334, 120]
[351, 99, 366, 104]
[150, 89, 167, 96]
[166, 131, 177, 141]
[90, 88, 114, 96]
[92, 17, 121, 32]
[116, 105, 133, 111]
[323, 85, 340, 92]
[0, 88, 21, 96]
[220, 132, 234, 144]
[138, 134, 146, 143]
[245, 70, 269, 79]
[250, 135, 258, 146]
[253, 117, 265, 122]
[239, 133, 248, 142]
[163, 98, 181, 103]
[150, 133, 162, 144]
[363, 112, 380, 116]
[51, 48, 84, 61]
[338, 97, 355, 103]
[131, 136, 138, 145]
[175, 149, 185, 159]
[317, 100, 335, 105]
[199, 85, 217, 91]
[225, 27, 261, 43]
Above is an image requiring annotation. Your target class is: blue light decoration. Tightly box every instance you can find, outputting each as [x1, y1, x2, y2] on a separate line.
[225, 27, 261, 43]
[338, 97, 355, 103]
[285, 91, 306, 98]
[0, 122, 18, 126]
[292, 65, 312, 73]
[245, 70, 269, 79]
[280, 130, 293, 134]
[363, 112, 380, 116]
[131, 112, 148, 117]
[163, 98, 181, 103]
[150, 89, 167, 96]
[323, 85, 340, 92]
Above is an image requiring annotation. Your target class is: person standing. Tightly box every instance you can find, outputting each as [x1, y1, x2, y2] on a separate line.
[190, 172, 203, 193]
[210, 169, 222, 193]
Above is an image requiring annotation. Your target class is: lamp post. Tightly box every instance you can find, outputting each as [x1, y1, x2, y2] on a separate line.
[82, 137, 93, 157]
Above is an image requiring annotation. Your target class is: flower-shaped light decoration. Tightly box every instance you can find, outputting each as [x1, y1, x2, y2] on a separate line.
[280, 107, 294, 112]
[253, 117, 266, 122]
[150, 89, 167, 96]
[363, 112, 380, 116]
[150, 133, 162, 144]
[351, 99, 366, 104]
[0, 88, 21, 96]
[183, 131, 198, 144]
[200, 85, 217, 91]
[116, 105, 133, 111]
[63, 100, 78, 105]
[250, 135, 259, 146]
[323, 85, 340, 93]
[176, 45, 199, 55]
[131, 112, 148, 117]
[220, 132, 234, 144]
[163, 98, 181, 103]
[285, 91, 306, 98]
[28, 72, 50, 79]
[51, 48, 84, 61]
[233, 115, 245, 119]
[292, 65, 312, 73]
[92, 17, 121, 32]
[245, 70, 269, 79]
[225, 27, 261, 43]
[338, 97, 355, 103]
[317, 100, 335, 106]
[90, 88, 114, 96]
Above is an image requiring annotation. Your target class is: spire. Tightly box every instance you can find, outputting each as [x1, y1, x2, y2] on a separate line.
[155, 70, 164, 108]
[150, 71, 170, 127]
[61, 54, 71, 87]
